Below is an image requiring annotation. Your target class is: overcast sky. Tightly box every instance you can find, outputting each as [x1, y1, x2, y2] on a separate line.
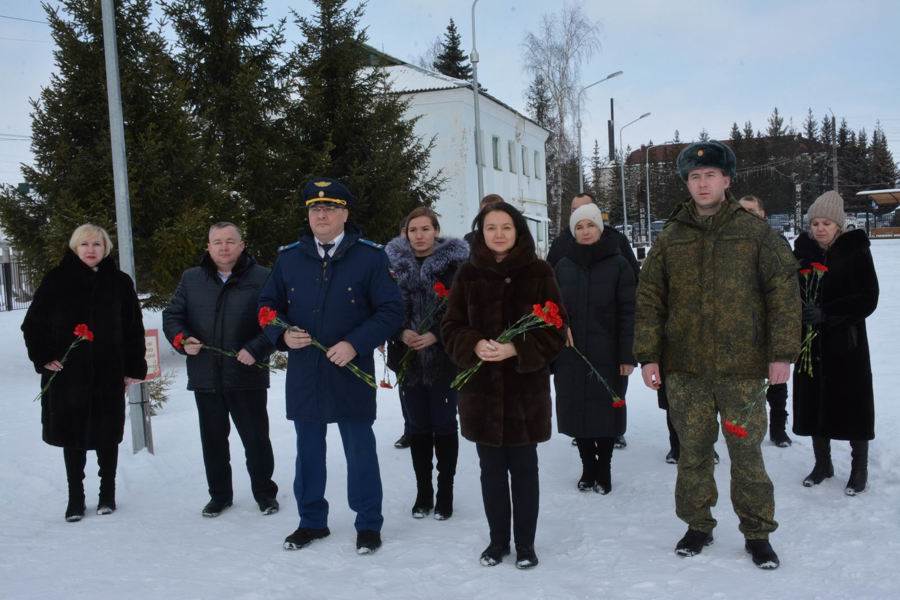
[2, 0, 898, 186]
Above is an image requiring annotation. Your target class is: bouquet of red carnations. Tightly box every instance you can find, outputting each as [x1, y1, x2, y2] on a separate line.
[33, 323, 94, 402]
[450, 300, 563, 391]
[171, 332, 280, 372]
[724, 383, 770, 438]
[257, 307, 375, 388]
[395, 282, 451, 387]
[797, 262, 828, 377]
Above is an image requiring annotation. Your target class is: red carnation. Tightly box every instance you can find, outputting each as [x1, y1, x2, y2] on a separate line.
[612, 398, 626, 408]
[379, 380, 393, 389]
[73, 323, 94, 342]
[811, 262, 828, 273]
[724, 420, 748, 438]
[258, 306, 277, 328]
[434, 282, 450, 299]
[173, 332, 185, 350]
[799, 268, 812, 276]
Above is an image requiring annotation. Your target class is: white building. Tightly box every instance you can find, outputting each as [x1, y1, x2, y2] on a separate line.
[375, 53, 551, 255]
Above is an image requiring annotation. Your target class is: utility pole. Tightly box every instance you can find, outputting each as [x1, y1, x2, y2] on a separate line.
[828, 108, 839, 193]
[470, 0, 484, 203]
[101, 0, 153, 454]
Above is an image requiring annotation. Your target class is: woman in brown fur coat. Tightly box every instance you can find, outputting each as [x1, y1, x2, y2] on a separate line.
[442, 202, 566, 570]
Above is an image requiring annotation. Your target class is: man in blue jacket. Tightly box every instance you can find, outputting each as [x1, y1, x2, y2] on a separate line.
[259, 178, 404, 555]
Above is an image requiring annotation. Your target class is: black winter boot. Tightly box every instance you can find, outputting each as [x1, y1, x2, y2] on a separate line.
[803, 436, 834, 487]
[845, 440, 868, 496]
[408, 434, 434, 518]
[767, 383, 791, 447]
[745, 539, 780, 569]
[433, 433, 458, 520]
[574, 439, 596, 491]
[594, 437, 615, 495]
[97, 445, 118, 515]
[63, 447, 87, 522]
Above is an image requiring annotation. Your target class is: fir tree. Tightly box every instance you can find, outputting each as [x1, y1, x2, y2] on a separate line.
[767, 107, 786, 137]
[0, 0, 221, 307]
[698, 129, 710, 142]
[803, 109, 818, 141]
[729, 122, 743, 142]
[742, 121, 755, 140]
[283, 0, 441, 243]
[432, 19, 472, 80]
[871, 124, 898, 188]
[525, 72, 561, 232]
[672, 130, 681, 143]
[163, 0, 293, 265]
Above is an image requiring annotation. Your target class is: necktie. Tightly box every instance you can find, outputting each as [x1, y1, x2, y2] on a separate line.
[320, 242, 334, 265]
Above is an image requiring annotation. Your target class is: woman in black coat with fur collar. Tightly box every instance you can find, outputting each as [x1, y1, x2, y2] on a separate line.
[792, 192, 878, 496]
[385, 207, 469, 521]
[553, 203, 636, 495]
[22, 224, 147, 521]
[442, 202, 566, 570]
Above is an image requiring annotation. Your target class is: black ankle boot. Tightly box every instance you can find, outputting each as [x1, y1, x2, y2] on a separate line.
[574, 439, 596, 491]
[803, 436, 833, 487]
[408, 434, 434, 518]
[593, 437, 614, 495]
[65, 492, 86, 522]
[97, 479, 116, 515]
[846, 440, 868, 496]
[433, 433, 458, 520]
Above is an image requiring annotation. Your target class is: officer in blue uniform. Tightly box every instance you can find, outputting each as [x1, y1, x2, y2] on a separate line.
[259, 178, 404, 555]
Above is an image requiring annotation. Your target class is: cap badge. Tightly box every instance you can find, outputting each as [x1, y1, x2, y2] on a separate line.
[697, 149, 705, 157]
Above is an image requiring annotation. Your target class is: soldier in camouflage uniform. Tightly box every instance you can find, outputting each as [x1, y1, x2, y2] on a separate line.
[634, 140, 800, 570]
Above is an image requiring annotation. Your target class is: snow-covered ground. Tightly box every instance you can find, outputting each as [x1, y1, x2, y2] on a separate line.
[2, 241, 899, 600]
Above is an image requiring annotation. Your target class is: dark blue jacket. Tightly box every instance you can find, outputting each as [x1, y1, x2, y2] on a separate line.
[259, 226, 404, 423]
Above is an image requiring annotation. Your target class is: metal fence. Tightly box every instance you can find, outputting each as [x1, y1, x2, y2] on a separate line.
[1, 260, 35, 311]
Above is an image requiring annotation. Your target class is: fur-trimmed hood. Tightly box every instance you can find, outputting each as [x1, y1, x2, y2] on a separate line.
[385, 236, 469, 386]
[385, 236, 470, 295]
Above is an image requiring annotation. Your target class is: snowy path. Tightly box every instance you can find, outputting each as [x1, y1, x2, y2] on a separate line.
[2, 241, 899, 600]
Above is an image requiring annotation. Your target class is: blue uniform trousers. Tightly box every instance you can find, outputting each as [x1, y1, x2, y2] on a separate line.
[293, 420, 384, 532]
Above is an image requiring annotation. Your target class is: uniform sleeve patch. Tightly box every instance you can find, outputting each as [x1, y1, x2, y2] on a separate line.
[278, 241, 301, 252]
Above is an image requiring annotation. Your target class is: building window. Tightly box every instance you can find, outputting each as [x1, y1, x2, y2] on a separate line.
[508, 140, 517, 173]
[522, 146, 530, 177]
[492, 136, 501, 170]
[534, 151, 542, 179]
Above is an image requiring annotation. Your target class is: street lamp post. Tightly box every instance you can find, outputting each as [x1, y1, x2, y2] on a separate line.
[619, 112, 651, 240]
[576, 71, 623, 194]
[470, 0, 484, 202]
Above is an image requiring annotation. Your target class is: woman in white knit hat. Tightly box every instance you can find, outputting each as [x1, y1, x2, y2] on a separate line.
[791, 190, 879, 495]
[552, 203, 636, 495]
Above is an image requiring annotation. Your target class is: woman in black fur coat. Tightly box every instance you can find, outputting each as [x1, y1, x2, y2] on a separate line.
[22, 224, 147, 521]
[442, 202, 566, 570]
[792, 192, 878, 495]
[385, 207, 469, 521]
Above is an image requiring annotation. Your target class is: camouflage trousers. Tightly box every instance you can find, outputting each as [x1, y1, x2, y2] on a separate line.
[667, 373, 777, 539]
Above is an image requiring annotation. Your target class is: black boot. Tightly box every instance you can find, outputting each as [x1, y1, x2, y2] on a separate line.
[666, 410, 680, 464]
[803, 436, 834, 487]
[63, 447, 86, 522]
[767, 383, 791, 447]
[846, 440, 868, 496]
[97, 445, 118, 515]
[433, 433, 458, 520]
[745, 539, 780, 569]
[574, 439, 596, 491]
[594, 437, 614, 495]
[408, 434, 434, 518]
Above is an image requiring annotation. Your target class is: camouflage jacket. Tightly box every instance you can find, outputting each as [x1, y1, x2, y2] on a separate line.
[634, 197, 800, 377]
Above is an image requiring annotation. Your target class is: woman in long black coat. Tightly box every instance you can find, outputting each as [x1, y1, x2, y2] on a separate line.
[442, 202, 566, 570]
[553, 203, 635, 494]
[385, 207, 469, 520]
[792, 191, 878, 495]
[22, 224, 147, 521]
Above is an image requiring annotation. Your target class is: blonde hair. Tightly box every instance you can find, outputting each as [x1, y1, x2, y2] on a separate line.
[68, 224, 113, 257]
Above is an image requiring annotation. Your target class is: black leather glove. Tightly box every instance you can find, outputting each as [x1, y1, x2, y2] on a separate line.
[802, 304, 825, 325]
